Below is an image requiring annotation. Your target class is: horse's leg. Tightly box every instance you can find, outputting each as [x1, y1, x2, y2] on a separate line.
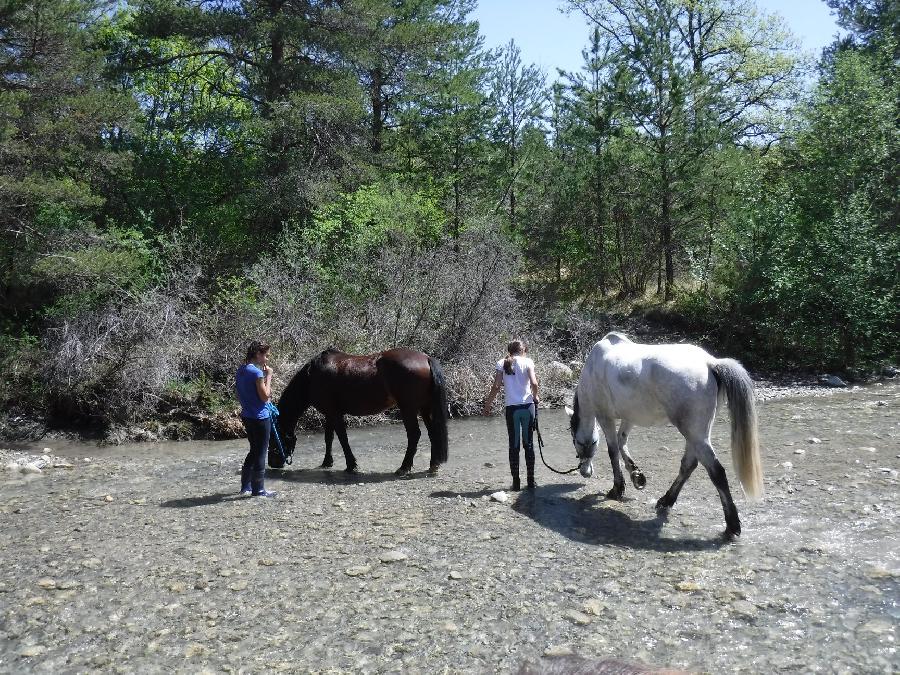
[617, 421, 646, 490]
[331, 416, 358, 474]
[321, 421, 335, 468]
[420, 410, 439, 475]
[600, 417, 626, 500]
[395, 408, 422, 476]
[655, 450, 698, 510]
[693, 439, 742, 538]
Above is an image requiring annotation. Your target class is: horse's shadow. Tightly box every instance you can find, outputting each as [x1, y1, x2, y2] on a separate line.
[268, 467, 436, 485]
[508, 483, 727, 552]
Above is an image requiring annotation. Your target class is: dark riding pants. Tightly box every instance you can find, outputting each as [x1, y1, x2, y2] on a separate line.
[505, 403, 535, 483]
[241, 416, 271, 492]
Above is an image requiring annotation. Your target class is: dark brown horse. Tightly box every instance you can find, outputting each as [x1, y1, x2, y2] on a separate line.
[272, 348, 449, 475]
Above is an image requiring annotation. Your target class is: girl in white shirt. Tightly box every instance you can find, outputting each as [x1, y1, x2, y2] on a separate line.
[483, 339, 540, 490]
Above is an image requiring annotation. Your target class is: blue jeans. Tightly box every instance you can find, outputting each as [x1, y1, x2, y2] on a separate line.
[241, 416, 271, 492]
[505, 403, 535, 479]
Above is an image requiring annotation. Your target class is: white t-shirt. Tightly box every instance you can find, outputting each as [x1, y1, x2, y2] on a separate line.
[495, 355, 536, 406]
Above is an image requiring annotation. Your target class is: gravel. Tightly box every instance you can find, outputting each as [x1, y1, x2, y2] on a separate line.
[0, 383, 897, 673]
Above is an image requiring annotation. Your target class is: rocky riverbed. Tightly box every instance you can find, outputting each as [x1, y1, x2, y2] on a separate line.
[1, 383, 898, 673]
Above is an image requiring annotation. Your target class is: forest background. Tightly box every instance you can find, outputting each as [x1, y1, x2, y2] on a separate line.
[0, 0, 896, 440]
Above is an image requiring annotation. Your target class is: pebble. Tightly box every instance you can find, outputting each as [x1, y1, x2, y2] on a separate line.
[543, 645, 575, 657]
[582, 598, 606, 615]
[564, 609, 592, 625]
[794, 449, 806, 455]
[489, 491, 508, 503]
[807, 438, 822, 444]
[731, 600, 758, 617]
[448, 571, 463, 580]
[344, 566, 371, 577]
[379, 550, 408, 563]
[856, 619, 893, 635]
[675, 581, 701, 592]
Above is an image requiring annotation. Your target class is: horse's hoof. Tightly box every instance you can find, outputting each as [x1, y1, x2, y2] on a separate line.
[344, 466, 360, 475]
[320, 461, 333, 469]
[655, 498, 671, 511]
[427, 465, 440, 475]
[723, 528, 741, 541]
[630, 470, 647, 490]
[395, 466, 411, 476]
[606, 485, 625, 500]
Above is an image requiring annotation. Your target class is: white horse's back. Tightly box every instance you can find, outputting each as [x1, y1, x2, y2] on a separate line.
[583, 333, 719, 428]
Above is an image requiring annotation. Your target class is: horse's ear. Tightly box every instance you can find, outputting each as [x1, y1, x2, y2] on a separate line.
[564, 406, 574, 418]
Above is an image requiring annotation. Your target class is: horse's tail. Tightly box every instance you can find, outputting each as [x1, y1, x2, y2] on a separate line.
[427, 356, 450, 466]
[711, 358, 763, 499]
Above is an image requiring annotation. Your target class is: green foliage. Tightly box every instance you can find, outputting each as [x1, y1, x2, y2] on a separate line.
[32, 228, 158, 317]
[303, 181, 447, 271]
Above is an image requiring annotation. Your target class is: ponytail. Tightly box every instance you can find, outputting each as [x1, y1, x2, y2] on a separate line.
[504, 339, 526, 375]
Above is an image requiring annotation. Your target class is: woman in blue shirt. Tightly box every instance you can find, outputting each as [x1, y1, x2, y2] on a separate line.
[236, 340, 277, 497]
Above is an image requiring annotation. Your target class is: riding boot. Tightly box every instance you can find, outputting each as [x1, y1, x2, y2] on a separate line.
[523, 441, 536, 488]
[250, 470, 266, 494]
[526, 465, 536, 489]
[508, 443, 521, 490]
[240, 461, 252, 492]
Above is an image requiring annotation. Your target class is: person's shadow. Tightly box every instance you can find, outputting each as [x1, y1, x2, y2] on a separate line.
[505, 483, 727, 552]
[268, 466, 437, 485]
[160, 492, 236, 508]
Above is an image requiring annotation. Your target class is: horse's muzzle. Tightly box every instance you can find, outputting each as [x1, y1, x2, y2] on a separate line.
[579, 460, 593, 479]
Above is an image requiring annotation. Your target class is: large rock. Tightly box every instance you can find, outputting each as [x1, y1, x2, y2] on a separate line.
[546, 361, 574, 382]
[818, 374, 847, 388]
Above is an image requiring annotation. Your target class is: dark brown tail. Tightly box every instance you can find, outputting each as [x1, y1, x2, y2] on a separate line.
[428, 357, 449, 466]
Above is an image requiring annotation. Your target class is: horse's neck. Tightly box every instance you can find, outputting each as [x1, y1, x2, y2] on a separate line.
[279, 371, 309, 430]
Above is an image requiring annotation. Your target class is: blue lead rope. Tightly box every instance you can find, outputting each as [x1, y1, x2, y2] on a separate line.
[266, 402, 292, 466]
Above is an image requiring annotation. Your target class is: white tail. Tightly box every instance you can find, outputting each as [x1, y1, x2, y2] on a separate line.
[711, 359, 763, 499]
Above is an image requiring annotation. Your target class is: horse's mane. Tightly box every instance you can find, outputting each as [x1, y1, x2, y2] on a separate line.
[569, 393, 580, 433]
[603, 331, 632, 345]
[279, 360, 312, 413]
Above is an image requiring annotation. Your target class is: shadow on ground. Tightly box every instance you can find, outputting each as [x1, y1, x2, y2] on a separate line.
[268, 467, 438, 485]
[508, 483, 727, 552]
[160, 492, 237, 508]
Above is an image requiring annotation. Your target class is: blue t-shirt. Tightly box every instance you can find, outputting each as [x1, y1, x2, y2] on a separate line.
[236, 364, 270, 420]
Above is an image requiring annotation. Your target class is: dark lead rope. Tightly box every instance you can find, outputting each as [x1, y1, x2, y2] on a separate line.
[266, 402, 292, 466]
[533, 404, 579, 475]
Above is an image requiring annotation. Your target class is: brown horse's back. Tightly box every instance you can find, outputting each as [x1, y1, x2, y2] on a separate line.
[311, 348, 431, 417]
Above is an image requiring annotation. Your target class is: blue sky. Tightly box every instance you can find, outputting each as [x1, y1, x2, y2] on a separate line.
[471, 0, 843, 76]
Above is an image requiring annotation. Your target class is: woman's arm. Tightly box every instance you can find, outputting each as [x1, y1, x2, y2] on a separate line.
[482, 371, 503, 415]
[255, 366, 273, 402]
[528, 364, 540, 404]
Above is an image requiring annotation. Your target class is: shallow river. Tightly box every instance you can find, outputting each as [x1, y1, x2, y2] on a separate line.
[1, 384, 898, 673]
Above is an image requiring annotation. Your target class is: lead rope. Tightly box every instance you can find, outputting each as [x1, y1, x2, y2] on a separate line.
[533, 405, 579, 475]
[266, 402, 292, 466]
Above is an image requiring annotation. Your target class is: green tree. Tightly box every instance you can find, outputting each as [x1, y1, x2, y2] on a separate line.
[0, 0, 134, 321]
[490, 40, 546, 232]
[567, 0, 801, 299]
[125, 0, 366, 239]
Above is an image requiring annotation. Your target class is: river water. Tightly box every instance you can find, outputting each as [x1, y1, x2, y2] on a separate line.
[1, 384, 897, 673]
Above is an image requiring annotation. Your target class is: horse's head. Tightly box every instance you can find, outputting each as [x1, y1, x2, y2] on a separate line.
[281, 429, 297, 455]
[565, 399, 599, 479]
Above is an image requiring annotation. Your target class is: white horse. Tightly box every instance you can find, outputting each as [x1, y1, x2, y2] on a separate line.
[565, 332, 762, 537]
